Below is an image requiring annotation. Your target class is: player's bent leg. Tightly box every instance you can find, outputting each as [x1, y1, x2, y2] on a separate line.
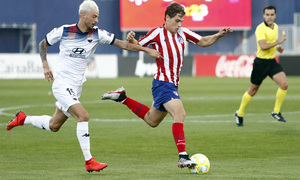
[68, 104, 106, 172]
[272, 72, 288, 122]
[163, 99, 196, 168]
[48, 107, 69, 132]
[143, 105, 168, 127]
[272, 72, 288, 90]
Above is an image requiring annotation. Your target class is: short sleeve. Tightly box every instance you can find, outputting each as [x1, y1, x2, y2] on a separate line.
[46, 26, 64, 46]
[181, 27, 202, 44]
[255, 25, 266, 41]
[98, 29, 115, 45]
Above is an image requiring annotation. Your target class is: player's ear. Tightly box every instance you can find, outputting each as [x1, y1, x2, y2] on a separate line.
[165, 15, 170, 22]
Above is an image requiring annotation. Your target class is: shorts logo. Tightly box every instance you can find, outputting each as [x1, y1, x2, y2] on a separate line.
[173, 91, 179, 96]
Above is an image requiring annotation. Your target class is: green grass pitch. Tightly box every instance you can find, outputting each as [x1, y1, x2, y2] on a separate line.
[0, 76, 299, 179]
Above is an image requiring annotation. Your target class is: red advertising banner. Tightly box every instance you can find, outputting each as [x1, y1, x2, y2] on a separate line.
[120, 0, 251, 31]
[195, 54, 254, 77]
[194, 55, 279, 77]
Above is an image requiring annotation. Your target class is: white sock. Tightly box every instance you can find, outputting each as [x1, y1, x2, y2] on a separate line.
[77, 122, 92, 161]
[25, 115, 51, 131]
[179, 152, 188, 155]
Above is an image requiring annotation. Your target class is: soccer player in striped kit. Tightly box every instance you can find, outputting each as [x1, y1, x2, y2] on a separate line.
[6, 0, 161, 172]
[102, 2, 232, 168]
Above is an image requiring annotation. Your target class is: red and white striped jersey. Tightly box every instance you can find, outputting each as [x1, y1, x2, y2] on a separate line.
[138, 26, 201, 86]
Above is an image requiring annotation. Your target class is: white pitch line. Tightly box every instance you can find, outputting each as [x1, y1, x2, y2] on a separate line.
[1, 102, 299, 125]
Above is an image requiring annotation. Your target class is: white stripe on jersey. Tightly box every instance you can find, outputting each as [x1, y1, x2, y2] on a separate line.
[139, 26, 201, 86]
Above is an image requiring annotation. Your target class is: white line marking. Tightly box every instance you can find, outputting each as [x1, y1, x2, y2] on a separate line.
[1, 101, 299, 125]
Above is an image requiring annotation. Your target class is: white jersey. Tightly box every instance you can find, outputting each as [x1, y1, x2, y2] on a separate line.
[138, 27, 201, 86]
[46, 23, 115, 86]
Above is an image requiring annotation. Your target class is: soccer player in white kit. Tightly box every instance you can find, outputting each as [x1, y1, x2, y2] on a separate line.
[6, 0, 162, 173]
[102, 2, 232, 168]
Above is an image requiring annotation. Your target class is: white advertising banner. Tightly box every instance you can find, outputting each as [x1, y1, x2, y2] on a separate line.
[0, 54, 118, 79]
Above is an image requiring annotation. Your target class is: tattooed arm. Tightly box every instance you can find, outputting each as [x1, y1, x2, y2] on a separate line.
[112, 38, 162, 59]
[39, 39, 53, 82]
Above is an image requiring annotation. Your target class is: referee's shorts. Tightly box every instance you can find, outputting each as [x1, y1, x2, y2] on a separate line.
[250, 57, 284, 85]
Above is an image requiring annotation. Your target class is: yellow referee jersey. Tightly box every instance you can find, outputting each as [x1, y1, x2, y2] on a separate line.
[255, 22, 278, 59]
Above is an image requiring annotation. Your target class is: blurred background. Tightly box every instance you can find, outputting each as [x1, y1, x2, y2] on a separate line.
[0, 0, 299, 79]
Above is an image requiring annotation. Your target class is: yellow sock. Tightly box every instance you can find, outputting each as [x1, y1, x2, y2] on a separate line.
[237, 91, 253, 117]
[273, 88, 287, 114]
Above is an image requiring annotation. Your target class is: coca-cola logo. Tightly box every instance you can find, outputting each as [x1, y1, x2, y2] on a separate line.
[215, 55, 255, 78]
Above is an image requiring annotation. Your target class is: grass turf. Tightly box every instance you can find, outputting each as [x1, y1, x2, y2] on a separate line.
[0, 76, 299, 179]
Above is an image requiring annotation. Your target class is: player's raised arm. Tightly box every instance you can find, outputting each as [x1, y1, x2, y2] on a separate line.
[197, 27, 232, 47]
[112, 38, 163, 59]
[39, 39, 53, 82]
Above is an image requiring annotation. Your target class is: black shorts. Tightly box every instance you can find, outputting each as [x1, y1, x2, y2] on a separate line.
[250, 57, 284, 85]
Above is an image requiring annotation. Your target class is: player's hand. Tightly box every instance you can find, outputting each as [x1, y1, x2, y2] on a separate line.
[43, 67, 53, 82]
[148, 49, 163, 59]
[127, 31, 136, 42]
[218, 27, 233, 37]
[279, 31, 286, 44]
[277, 46, 284, 53]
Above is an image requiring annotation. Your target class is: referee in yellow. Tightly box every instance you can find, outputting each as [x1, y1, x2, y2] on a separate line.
[235, 5, 287, 126]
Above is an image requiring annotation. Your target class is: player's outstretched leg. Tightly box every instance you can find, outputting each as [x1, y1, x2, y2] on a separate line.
[85, 157, 107, 173]
[7, 110, 26, 131]
[101, 87, 127, 102]
[177, 154, 197, 168]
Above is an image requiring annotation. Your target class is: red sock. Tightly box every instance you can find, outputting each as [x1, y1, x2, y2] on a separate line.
[123, 97, 150, 119]
[172, 123, 186, 153]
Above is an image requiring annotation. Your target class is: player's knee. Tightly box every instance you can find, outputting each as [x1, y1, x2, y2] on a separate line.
[281, 83, 288, 90]
[49, 123, 61, 132]
[77, 112, 89, 122]
[149, 122, 160, 128]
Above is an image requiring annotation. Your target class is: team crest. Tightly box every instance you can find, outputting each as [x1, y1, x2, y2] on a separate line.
[177, 36, 184, 44]
[87, 36, 93, 43]
[173, 91, 179, 96]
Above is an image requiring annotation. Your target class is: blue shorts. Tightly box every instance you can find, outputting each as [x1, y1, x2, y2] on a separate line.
[152, 79, 181, 112]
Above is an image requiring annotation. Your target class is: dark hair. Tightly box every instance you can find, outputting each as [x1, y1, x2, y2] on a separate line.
[164, 2, 185, 21]
[263, 5, 276, 14]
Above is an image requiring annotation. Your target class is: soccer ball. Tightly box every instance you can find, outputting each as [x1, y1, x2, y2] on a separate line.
[189, 154, 210, 174]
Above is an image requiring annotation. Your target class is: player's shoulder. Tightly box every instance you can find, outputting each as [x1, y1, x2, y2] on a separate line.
[255, 22, 267, 32]
[144, 27, 163, 36]
[256, 22, 266, 29]
[178, 27, 189, 31]
[62, 23, 77, 28]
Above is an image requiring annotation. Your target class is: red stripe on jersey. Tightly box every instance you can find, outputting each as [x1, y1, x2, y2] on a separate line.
[153, 38, 163, 80]
[88, 29, 94, 36]
[68, 25, 77, 40]
[173, 34, 182, 86]
[140, 28, 157, 47]
[163, 28, 173, 83]
[183, 29, 200, 44]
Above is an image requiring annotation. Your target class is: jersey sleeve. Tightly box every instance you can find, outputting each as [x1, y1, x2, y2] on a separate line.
[138, 28, 159, 47]
[98, 29, 115, 45]
[182, 28, 202, 44]
[255, 25, 266, 41]
[45, 26, 64, 46]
